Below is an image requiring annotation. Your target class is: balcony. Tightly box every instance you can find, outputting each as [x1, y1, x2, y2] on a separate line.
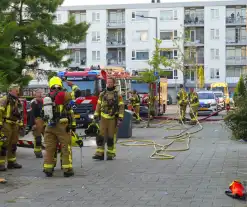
[226, 56, 247, 65]
[68, 59, 87, 68]
[226, 77, 240, 84]
[107, 58, 126, 66]
[226, 37, 247, 46]
[106, 20, 125, 28]
[184, 56, 204, 65]
[184, 16, 204, 27]
[226, 17, 246, 25]
[184, 40, 204, 47]
[107, 40, 125, 48]
[67, 41, 86, 49]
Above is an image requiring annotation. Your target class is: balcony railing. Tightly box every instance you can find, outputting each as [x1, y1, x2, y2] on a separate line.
[69, 59, 87, 67]
[106, 40, 125, 47]
[184, 39, 204, 46]
[184, 56, 204, 64]
[106, 20, 125, 27]
[67, 41, 86, 48]
[107, 58, 126, 66]
[226, 77, 240, 84]
[226, 56, 247, 65]
[184, 17, 204, 26]
[226, 37, 247, 45]
[226, 17, 246, 25]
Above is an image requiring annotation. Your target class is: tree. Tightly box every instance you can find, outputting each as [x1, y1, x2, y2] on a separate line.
[233, 75, 246, 106]
[134, 39, 170, 127]
[0, 0, 90, 85]
[169, 28, 200, 89]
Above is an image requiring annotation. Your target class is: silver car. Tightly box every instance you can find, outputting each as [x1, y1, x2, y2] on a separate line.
[197, 91, 218, 116]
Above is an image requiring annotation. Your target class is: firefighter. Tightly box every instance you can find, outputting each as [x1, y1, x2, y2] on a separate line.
[93, 77, 124, 160]
[189, 88, 199, 125]
[42, 76, 78, 177]
[177, 84, 188, 123]
[0, 84, 23, 171]
[129, 90, 141, 122]
[31, 89, 44, 158]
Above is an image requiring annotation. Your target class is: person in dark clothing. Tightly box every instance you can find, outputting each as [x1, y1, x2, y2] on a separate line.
[31, 89, 44, 158]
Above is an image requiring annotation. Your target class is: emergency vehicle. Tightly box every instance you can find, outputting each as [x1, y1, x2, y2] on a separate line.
[58, 68, 131, 127]
[131, 77, 168, 116]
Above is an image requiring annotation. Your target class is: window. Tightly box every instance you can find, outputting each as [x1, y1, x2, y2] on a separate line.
[72, 12, 86, 24]
[210, 29, 219, 40]
[160, 49, 178, 59]
[92, 12, 100, 22]
[92, 31, 100, 42]
[71, 50, 80, 64]
[210, 48, 220, 59]
[198, 93, 215, 99]
[210, 68, 220, 79]
[133, 30, 148, 41]
[92, 51, 100, 61]
[132, 50, 149, 60]
[211, 9, 219, 19]
[55, 13, 61, 23]
[160, 30, 177, 40]
[174, 69, 178, 79]
[132, 11, 149, 21]
[160, 10, 178, 21]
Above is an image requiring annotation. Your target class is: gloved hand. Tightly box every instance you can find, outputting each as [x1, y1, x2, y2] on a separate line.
[76, 137, 83, 148]
[117, 118, 123, 127]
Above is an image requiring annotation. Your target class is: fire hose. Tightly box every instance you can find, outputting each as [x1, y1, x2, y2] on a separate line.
[118, 102, 223, 160]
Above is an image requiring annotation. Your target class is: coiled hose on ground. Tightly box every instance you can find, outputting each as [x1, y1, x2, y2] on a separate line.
[118, 103, 209, 160]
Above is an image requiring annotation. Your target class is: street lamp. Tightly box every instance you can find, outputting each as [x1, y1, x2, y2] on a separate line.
[136, 15, 161, 115]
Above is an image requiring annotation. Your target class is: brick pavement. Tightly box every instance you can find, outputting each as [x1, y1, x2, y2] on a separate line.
[1, 121, 247, 207]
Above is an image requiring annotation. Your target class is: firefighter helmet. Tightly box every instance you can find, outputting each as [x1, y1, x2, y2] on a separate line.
[49, 76, 62, 89]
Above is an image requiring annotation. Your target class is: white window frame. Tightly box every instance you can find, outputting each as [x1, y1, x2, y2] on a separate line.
[132, 50, 149, 60]
[211, 9, 219, 19]
[92, 12, 100, 22]
[133, 30, 149, 41]
[173, 69, 178, 79]
[210, 68, 220, 79]
[210, 29, 219, 40]
[131, 11, 149, 21]
[160, 10, 178, 21]
[160, 30, 175, 41]
[55, 13, 61, 23]
[92, 51, 100, 61]
[215, 49, 219, 59]
[173, 49, 178, 59]
[92, 31, 100, 42]
[173, 30, 178, 39]
[72, 50, 80, 64]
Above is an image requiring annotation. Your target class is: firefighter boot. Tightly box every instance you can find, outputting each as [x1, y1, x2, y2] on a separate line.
[7, 162, 22, 169]
[35, 152, 43, 158]
[64, 169, 74, 177]
[0, 165, 6, 171]
[92, 154, 104, 160]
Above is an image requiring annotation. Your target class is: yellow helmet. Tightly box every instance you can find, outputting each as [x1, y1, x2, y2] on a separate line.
[49, 76, 62, 88]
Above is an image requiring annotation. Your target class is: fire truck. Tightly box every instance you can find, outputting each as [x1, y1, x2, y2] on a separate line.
[131, 77, 168, 116]
[58, 68, 131, 127]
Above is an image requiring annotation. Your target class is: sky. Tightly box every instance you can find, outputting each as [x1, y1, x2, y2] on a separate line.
[62, 0, 222, 6]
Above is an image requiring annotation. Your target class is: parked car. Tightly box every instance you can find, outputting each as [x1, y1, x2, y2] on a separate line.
[213, 91, 225, 109]
[197, 91, 218, 116]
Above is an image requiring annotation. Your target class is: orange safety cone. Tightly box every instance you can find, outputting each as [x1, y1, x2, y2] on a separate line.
[0, 178, 7, 184]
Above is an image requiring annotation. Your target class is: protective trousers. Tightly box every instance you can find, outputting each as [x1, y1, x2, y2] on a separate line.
[190, 105, 199, 122]
[133, 105, 141, 121]
[32, 118, 44, 156]
[179, 104, 187, 121]
[43, 123, 72, 173]
[95, 117, 117, 158]
[0, 123, 19, 165]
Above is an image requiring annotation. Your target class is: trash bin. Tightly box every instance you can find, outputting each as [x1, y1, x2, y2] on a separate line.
[117, 110, 133, 138]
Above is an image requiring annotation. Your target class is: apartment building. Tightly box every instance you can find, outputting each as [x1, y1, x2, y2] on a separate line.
[53, 0, 247, 99]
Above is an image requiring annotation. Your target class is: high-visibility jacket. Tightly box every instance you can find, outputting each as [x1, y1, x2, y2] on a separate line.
[189, 92, 199, 107]
[94, 88, 124, 119]
[0, 94, 23, 126]
[177, 89, 188, 106]
[129, 94, 140, 106]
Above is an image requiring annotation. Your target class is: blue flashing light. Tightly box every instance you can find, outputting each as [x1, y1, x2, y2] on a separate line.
[57, 71, 65, 77]
[88, 70, 100, 76]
